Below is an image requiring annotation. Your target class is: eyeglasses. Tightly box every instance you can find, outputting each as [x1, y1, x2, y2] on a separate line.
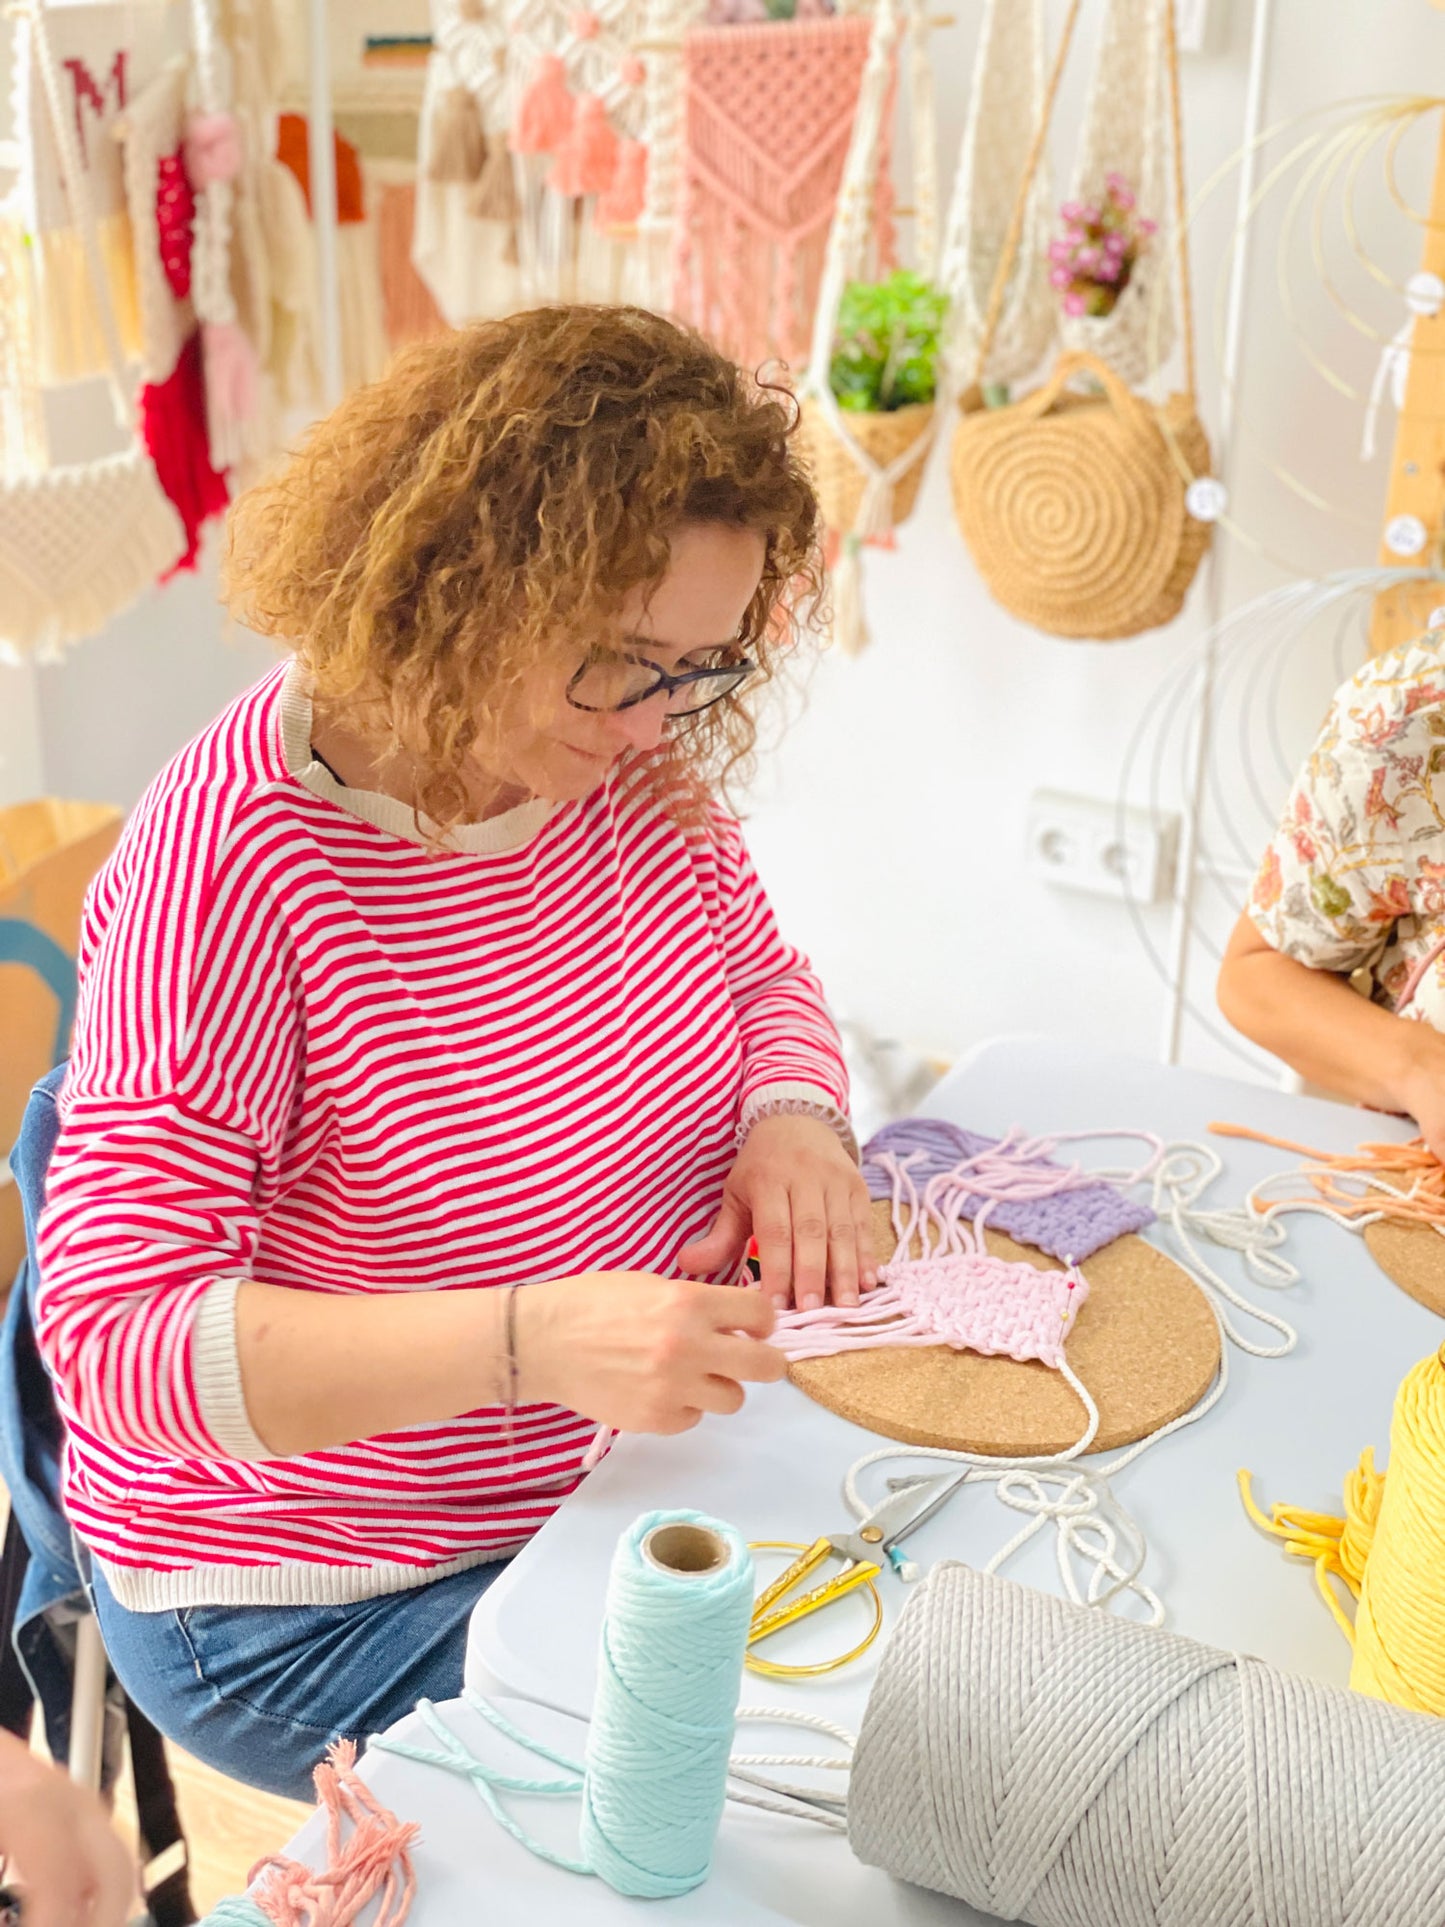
[566, 649, 757, 718]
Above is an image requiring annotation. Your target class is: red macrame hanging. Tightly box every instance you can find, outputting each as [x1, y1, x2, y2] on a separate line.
[670, 15, 895, 370]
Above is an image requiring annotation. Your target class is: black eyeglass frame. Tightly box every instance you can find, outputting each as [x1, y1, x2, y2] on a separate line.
[565, 651, 758, 718]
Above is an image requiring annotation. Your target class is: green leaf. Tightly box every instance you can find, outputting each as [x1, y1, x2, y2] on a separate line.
[829, 268, 947, 411]
[1310, 874, 1353, 920]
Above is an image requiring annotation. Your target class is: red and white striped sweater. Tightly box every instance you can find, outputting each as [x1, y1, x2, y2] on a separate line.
[34, 663, 850, 1610]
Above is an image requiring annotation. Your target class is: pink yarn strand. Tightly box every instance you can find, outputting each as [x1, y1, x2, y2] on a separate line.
[249, 1741, 418, 1927]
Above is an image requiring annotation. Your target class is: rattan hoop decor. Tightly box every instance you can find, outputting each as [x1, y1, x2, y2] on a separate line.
[950, 352, 1210, 638]
[801, 397, 935, 533]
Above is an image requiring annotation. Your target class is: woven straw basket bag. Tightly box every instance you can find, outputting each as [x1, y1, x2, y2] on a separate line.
[949, 0, 1212, 640]
[800, 396, 935, 533]
[951, 351, 1209, 638]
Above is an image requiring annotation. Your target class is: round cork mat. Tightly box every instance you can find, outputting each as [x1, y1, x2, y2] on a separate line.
[787, 1200, 1221, 1457]
[1362, 1221, 1445, 1318]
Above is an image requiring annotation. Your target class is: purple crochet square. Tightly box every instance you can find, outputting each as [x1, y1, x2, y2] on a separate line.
[861, 1117, 1154, 1262]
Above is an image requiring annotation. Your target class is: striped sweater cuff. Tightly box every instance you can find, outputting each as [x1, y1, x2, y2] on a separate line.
[192, 1278, 273, 1462]
[739, 1081, 859, 1163]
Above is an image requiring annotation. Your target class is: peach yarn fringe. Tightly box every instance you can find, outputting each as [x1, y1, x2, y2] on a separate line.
[247, 1740, 418, 1926]
[1211, 1123, 1445, 1227]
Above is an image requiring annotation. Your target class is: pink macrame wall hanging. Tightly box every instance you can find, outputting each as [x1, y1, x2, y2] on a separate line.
[670, 15, 895, 371]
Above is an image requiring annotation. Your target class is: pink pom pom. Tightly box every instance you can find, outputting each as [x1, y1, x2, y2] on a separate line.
[1063, 291, 1086, 316]
[595, 137, 647, 229]
[550, 93, 617, 196]
[1075, 245, 1098, 269]
[184, 111, 243, 188]
[511, 53, 575, 155]
[1048, 265, 1072, 289]
[1060, 200, 1083, 222]
[1079, 205, 1100, 227]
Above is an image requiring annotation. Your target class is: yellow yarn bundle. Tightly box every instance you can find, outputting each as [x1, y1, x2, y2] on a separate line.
[1239, 1346, 1445, 1714]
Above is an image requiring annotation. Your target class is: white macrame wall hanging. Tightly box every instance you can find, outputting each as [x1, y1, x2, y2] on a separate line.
[0, 0, 185, 662]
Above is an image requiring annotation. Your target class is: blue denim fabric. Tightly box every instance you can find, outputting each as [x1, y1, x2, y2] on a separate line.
[2, 1067, 90, 1764]
[90, 1559, 510, 1800]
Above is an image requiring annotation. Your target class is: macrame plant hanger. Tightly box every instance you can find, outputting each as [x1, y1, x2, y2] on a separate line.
[1060, 0, 1175, 383]
[948, 0, 1213, 642]
[938, 0, 1057, 399]
[0, 0, 185, 662]
[800, 0, 940, 654]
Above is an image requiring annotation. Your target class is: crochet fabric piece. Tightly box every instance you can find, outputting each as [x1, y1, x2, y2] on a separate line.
[862, 1117, 1154, 1261]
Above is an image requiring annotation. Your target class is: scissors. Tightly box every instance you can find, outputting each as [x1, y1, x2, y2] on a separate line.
[745, 1471, 968, 1679]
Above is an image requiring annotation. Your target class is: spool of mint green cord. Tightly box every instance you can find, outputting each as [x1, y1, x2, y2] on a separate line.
[579, 1508, 755, 1897]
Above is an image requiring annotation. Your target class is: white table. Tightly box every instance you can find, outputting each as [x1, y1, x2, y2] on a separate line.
[277, 1037, 1438, 1923]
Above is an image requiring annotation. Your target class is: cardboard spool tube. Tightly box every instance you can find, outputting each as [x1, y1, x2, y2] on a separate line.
[640, 1522, 731, 1578]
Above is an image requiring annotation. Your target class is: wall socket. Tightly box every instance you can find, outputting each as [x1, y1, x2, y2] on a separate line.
[1026, 789, 1179, 906]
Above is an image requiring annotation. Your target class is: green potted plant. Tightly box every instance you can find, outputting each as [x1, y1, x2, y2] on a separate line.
[803, 268, 948, 532]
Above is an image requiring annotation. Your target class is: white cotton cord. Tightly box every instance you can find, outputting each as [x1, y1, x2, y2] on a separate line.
[1145, 1141, 1299, 1356]
[845, 1447, 1163, 1624]
[725, 1708, 854, 1830]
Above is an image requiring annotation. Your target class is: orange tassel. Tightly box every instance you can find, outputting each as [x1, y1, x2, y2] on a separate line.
[595, 137, 646, 230]
[510, 53, 575, 156]
[550, 93, 617, 196]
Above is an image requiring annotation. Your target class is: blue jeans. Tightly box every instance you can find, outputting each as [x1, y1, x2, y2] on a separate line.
[90, 1560, 510, 1801]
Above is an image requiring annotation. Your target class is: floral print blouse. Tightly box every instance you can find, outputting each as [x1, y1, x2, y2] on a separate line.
[1250, 633, 1445, 1027]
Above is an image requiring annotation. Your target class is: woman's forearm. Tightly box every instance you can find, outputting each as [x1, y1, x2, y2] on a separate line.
[236, 1279, 507, 1457]
[1216, 912, 1439, 1109]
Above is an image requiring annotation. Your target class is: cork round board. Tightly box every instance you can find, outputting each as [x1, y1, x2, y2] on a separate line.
[1362, 1221, 1445, 1318]
[787, 1200, 1221, 1457]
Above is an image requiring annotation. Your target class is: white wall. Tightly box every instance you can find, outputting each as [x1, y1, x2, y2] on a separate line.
[17, 0, 1445, 1083]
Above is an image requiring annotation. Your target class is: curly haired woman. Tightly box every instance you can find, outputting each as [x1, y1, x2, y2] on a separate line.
[32, 307, 873, 1798]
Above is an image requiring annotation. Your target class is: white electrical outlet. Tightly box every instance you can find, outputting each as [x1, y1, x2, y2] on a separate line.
[1026, 790, 1179, 905]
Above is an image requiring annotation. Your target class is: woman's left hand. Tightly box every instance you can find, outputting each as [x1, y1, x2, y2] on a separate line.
[678, 1114, 878, 1311]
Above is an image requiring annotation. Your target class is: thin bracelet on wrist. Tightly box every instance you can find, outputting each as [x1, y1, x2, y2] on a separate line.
[502, 1284, 519, 1461]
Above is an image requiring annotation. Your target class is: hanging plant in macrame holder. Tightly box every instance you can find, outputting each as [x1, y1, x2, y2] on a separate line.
[939, 0, 1057, 398]
[796, 0, 942, 652]
[671, 14, 894, 371]
[949, 0, 1213, 642]
[1057, 0, 1175, 388]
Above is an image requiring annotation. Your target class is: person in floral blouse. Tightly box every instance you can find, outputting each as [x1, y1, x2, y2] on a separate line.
[1219, 632, 1445, 1156]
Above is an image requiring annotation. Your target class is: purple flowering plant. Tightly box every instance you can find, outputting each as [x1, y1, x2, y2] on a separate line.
[1047, 172, 1156, 319]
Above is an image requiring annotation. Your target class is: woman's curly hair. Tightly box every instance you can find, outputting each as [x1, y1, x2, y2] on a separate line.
[224, 305, 823, 831]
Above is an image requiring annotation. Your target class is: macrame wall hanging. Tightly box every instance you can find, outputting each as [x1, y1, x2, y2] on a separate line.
[0, 0, 185, 662]
[938, 0, 1057, 397]
[9, 0, 181, 384]
[504, 0, 651, 305]
[670, 13, 892, 372]
[276, 115, 390, 397]
[413, 0, 523, 327]
[796, 0, 937, 653]
[949, 0, 1214, 641]
[618, 0, 706, 312]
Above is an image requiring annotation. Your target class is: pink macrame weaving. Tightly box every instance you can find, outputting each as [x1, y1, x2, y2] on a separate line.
[773, 1151, 1090, 1368]
[670, 16, 895, 369]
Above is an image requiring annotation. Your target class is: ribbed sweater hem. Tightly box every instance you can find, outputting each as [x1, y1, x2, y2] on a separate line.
[96, 1543, 520, 1612]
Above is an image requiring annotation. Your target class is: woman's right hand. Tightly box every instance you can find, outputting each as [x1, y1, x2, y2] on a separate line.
[517, 1273, 786, 1435]
[0, 1729, 133, 1927]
